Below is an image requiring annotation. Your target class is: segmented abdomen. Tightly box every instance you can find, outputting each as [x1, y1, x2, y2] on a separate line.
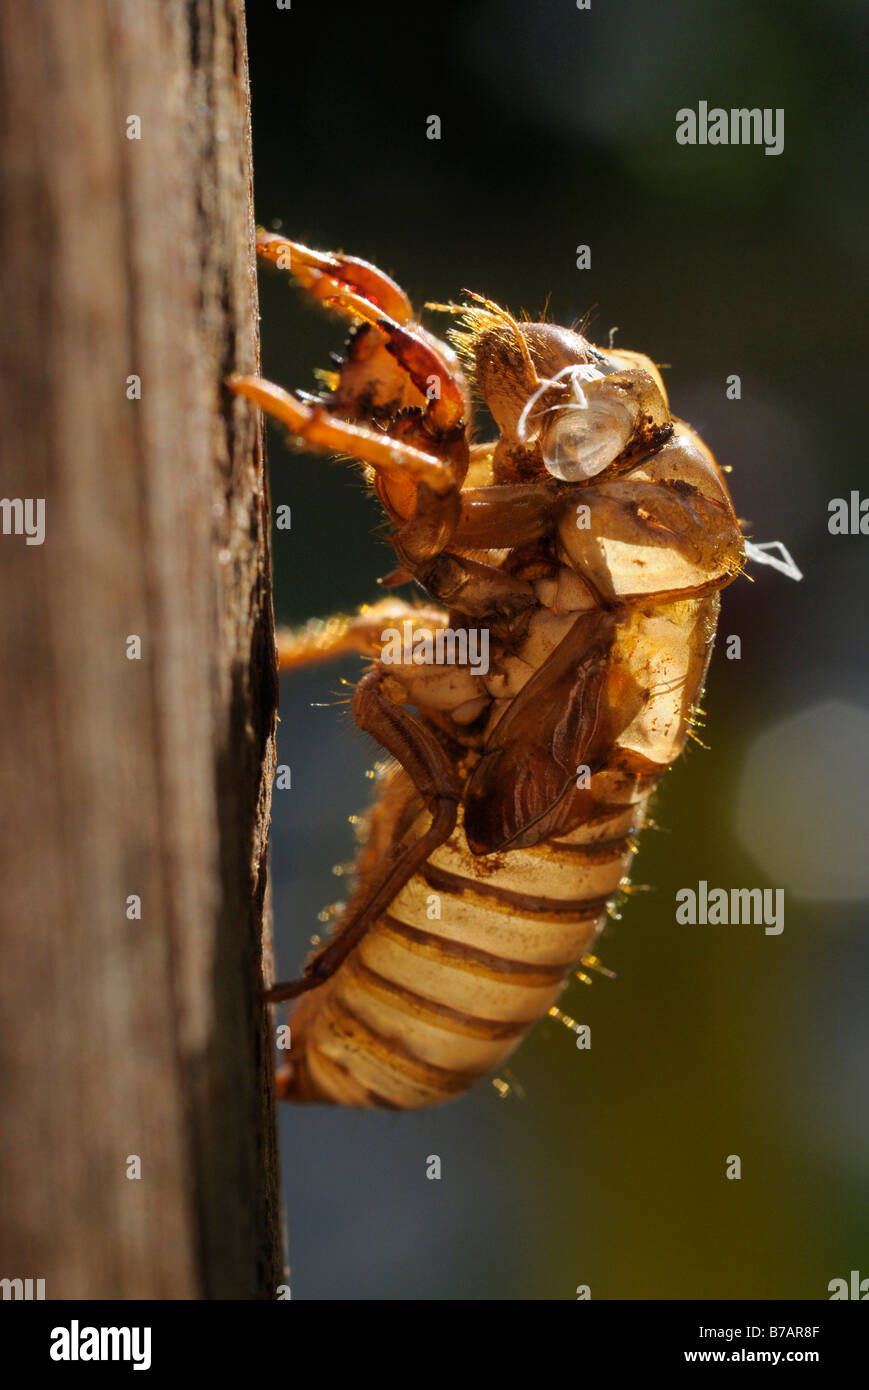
[281, 588, 721, 1108]
[280, 789, 649, 1109]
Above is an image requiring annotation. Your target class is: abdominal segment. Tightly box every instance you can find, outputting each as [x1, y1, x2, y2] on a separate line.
[279, 792, 646, 1109]
[280, 584, 717, 1108]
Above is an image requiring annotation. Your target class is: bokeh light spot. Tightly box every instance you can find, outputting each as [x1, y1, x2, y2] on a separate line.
[736, 699, 869, 899]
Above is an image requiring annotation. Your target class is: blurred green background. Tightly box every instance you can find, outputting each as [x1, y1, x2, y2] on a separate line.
[246, 0, 868, 1298]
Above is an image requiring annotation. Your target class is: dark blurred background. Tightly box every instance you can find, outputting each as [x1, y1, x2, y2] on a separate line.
[246, 0, 868, 1298]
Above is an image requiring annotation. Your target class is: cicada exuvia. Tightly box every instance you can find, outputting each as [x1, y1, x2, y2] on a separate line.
[230, 235, 744, 1109]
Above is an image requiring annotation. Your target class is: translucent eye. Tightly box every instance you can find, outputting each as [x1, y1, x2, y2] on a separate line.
[541, 396, 636, 481]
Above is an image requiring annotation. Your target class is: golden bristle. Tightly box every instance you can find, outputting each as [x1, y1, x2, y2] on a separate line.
[427, 292, 540, 387]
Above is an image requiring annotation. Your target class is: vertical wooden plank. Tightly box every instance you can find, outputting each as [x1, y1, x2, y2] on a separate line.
[0, 0, 280, 1298]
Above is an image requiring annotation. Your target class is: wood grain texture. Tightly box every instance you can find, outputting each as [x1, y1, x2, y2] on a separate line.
[0, 0, 281, 1298]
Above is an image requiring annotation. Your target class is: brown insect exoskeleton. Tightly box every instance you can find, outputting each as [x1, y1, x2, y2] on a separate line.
[229, 234, 744, 1109]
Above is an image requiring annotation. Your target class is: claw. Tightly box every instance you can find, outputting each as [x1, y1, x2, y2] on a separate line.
[256, 231, 413, 322]
[316, 292, 465, 436]
[255, 232, 470, 444]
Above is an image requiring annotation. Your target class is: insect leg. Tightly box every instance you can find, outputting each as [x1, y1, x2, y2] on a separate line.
[231, 379, 537, 622]
[453, 484, 558, 547]
[257, 234, 468, 442]
[403, 478, 566, 621]
[275, 600, 449, 673]
[256, 232, 414, 322]
[228, 373, 486, 615]
[389, 482, 540, 619]
[406, 547, 538, 620]
[264, 667, 462, 1002]
[227, 375, 454, 495]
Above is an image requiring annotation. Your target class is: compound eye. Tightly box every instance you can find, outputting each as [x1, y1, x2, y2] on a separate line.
[541, 393, 636, 481]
